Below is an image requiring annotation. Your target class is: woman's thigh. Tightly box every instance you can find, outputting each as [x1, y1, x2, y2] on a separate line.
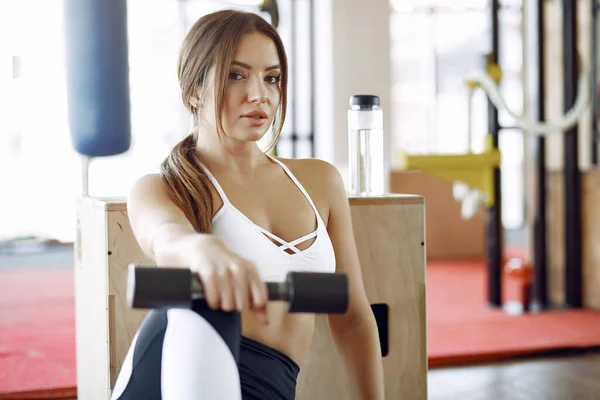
[111, 303, 242, 400]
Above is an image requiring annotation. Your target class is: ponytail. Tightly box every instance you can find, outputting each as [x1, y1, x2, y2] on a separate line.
[160, 134, 213, 234]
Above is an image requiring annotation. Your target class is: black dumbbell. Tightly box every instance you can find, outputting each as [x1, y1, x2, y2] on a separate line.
[127, 264, 349, 314]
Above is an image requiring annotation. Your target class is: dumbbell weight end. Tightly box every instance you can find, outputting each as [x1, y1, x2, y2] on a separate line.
[127, 265, 193, 309]
[285, 271, 349, 314]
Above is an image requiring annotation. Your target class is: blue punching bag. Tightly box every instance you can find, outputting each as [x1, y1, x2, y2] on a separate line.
[63, 0, 131, 157]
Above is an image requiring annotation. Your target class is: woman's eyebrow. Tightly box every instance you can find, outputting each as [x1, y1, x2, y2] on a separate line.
[231, 60, 281, 71]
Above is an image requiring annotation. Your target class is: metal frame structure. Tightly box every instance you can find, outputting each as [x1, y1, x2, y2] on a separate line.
[562, 0, 582, 308]
[489, 0, 588, 310]
[532, 0, 547, 309]
[486, 0, 503, 308]
[593, 0, 599, 166]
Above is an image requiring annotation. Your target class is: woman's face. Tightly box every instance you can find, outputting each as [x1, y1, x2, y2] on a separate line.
[202, 31, 282, 144]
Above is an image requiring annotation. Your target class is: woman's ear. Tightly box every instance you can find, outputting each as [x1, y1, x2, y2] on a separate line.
[189, 96, 200, 109]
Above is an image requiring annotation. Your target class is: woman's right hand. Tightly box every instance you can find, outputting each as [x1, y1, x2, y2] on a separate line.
[186, 235, 269, 324]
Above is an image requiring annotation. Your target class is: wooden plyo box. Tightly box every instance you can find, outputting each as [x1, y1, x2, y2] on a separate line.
[75, 195, 427, 400]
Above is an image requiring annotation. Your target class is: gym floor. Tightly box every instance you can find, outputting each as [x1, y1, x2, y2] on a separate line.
[58, 353, 600, 400]
[428, 351, 600, 400]
[5, 232, 600, 400]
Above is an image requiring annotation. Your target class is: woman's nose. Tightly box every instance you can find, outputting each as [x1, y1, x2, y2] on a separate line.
[247, 79, 267, 103]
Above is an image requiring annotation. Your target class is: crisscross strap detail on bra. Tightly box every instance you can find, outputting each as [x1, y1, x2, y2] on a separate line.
[195, 155, 321, 254]
[259, 229, 318, 254]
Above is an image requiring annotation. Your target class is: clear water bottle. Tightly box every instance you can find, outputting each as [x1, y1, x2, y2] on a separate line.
[348, 94, 384, 196]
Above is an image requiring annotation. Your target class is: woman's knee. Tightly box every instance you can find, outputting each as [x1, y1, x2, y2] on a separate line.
[111, 307, 242, 400]
[160, 309, 242, 399]
[190, 299, 242, 361]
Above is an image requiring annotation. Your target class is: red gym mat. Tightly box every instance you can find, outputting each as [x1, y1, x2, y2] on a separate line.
[3, 250, 600, 398]
[427, 252, 600, 367]
[0, 268, 76, 400]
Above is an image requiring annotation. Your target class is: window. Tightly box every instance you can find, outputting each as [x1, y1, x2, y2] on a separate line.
[390, 0, 525, 229]
[0, 0, 314, 242]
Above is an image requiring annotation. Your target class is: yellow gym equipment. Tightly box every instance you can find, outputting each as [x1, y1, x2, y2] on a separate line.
[396, 133, 501, 208]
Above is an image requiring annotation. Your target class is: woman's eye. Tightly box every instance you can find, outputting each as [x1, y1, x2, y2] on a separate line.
[266, 75, 280, 84]
[229, 72, 244, 80]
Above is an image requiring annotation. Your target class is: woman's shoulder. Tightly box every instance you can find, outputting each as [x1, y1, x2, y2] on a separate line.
[128, 173, 169, 204]
[130, 173, 163, 192]
[272, 156, 346, 200]
[275, 155, 339, 179]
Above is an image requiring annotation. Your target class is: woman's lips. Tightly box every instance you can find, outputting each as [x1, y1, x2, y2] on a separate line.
[242, 115, 267, 127]
[241, 110, 268, 127]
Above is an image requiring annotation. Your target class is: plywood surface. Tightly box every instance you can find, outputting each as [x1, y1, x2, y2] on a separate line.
[547, 170, 600, 308]
[106, 210, 152, 385]
[390, 170, 485, 259]
[74, 198, 111, 399]
[296, 201, 427, 400]
[349, 193, 423, 205]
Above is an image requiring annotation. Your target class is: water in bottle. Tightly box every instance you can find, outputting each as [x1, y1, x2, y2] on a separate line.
[348, 94, 384, 196]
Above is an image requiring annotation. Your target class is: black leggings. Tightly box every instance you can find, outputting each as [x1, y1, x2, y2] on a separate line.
[111, 300, 300, 400]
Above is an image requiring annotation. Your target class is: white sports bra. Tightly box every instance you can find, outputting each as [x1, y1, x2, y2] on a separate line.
[197, 154, 337, 283]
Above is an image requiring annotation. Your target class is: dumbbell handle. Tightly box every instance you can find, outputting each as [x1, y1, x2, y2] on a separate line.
[127, 264, 349, 314]
[190, 275, 290, 303]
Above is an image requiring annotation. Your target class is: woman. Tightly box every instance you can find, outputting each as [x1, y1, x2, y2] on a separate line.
[111, 9, 384, 400]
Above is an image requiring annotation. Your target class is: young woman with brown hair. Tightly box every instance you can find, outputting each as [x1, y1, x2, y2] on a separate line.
[110, 9, 384, 400]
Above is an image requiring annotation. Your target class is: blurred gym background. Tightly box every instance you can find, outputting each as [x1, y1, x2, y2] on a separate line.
[0, 0, 527, 245]
[2, 0, 599, 399]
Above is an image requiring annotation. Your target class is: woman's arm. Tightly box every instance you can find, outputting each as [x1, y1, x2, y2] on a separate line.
[127, 174, 268, 317]
[320, 162, 385, 400]
[127, 174, 210, 266]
